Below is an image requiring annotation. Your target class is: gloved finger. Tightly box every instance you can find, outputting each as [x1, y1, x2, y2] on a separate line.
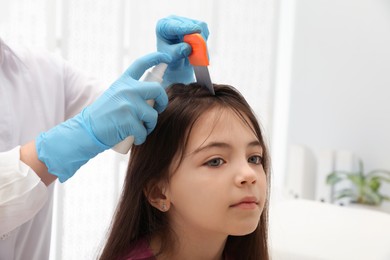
[191, 20, 209, 41]
[130, 119, 148, 145]
[157, 17, 200, 42]
[123, 52, 172, 80]
[157, 15, 209, 41]
[137, 104, 159, 135]
[138, 82, 168, 113]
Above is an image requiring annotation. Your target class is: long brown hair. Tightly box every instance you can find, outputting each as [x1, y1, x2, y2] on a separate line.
[100, 83, 270, 260]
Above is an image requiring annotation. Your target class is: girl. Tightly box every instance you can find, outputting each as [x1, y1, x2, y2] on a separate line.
[100, 83, 270, 260]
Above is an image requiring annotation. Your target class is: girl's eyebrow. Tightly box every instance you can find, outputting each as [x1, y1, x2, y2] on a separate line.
[192, 140, 262, 155]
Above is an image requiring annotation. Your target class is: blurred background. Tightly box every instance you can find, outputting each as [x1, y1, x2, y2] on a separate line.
[1, 0, 390, 259]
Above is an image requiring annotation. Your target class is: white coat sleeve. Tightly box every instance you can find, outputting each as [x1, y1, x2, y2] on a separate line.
[0, 146, 48, 236]
[62, 59, 106, 119]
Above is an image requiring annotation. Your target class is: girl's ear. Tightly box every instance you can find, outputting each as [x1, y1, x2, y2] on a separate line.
[144, 181, 171, 212]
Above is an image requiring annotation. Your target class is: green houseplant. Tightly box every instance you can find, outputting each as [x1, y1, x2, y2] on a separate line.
[326, 160, 390, 205]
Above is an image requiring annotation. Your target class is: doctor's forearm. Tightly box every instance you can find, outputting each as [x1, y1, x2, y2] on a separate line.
[20, 141, 57, 186]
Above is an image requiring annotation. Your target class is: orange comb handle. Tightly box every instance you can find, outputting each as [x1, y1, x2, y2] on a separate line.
[183, 33, 209, 66]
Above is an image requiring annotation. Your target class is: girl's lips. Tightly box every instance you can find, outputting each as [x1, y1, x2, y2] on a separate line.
[231, 201, 258, 209]
[230, 196, 259, 208]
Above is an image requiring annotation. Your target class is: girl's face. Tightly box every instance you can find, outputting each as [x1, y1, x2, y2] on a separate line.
[165, 107, 267, 240]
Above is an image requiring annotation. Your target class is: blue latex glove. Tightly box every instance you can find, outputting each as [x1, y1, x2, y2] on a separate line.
[156, 15, 209, 88]
[36, 52, 172, 182]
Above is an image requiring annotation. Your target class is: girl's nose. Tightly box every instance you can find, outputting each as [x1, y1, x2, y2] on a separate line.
[235, 162, 258, 186]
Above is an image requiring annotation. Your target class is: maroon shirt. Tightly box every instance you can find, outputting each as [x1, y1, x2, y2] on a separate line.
[120, 239, 156, 260]
[120, 238, 231, 260]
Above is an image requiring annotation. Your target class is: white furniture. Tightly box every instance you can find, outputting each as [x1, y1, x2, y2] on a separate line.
[269, 199, 390, 260]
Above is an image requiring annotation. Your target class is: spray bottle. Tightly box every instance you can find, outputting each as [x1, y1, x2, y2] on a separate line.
[112, 63, 168, 154]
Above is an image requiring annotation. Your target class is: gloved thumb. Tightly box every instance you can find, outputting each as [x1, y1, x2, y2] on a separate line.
[167, 42, 192, 60]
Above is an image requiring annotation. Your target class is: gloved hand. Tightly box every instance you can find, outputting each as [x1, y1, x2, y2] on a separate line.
[36, 52, 172, 182]
[156, 15, 209, 88]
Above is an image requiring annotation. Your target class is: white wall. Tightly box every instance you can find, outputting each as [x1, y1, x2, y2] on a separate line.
[285, 0, 390, 175]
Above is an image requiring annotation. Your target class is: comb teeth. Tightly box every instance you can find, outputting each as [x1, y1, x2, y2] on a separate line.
[193, 66, 214, 95]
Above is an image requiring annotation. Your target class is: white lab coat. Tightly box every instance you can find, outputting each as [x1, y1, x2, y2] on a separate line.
[0, 38, 104, 260]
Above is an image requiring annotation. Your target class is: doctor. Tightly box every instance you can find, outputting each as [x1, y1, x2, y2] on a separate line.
[0, 15, 209, 259]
